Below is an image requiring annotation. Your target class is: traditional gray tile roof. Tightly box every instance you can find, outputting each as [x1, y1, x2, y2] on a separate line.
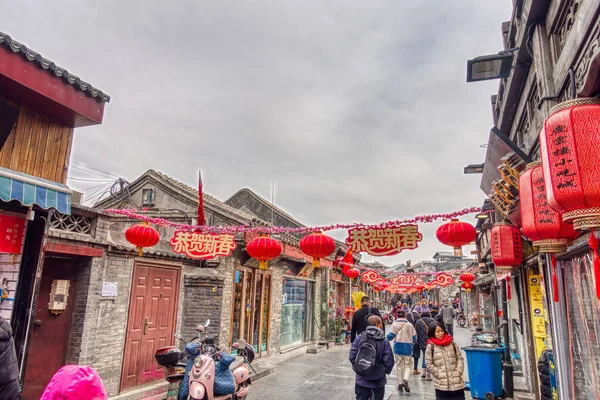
[0, 31, 110, 103]
[226, 188, 304, 227]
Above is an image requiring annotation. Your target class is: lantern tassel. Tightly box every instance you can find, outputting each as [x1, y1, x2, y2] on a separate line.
[506, 276, 511, 301]
[312, 258, 321, 268]
[137, 247, 143, 257]
[259, 260, 268, 270]
[453, 247, 463, 257]
[551, 254, 559, 303]
[588, 228, 600, 300]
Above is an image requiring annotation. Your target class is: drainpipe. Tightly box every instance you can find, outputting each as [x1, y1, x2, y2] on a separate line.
[501, 279, 514, 397]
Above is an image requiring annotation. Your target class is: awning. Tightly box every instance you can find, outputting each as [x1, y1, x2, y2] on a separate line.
[0, 167, 72, 214]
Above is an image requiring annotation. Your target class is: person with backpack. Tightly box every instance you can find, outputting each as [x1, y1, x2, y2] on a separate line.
[386, 311, 417, 393]
[440, 300, 457, 337]
[415, 312, 436, 380]
[425, 322, 465, 400]
[405, 310, 421, 376]
[0, 316, 20, 400]
[351, 296, 382, 343]
[349, 315, 394, 400]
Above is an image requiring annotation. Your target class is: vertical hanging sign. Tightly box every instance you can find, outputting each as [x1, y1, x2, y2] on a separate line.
[0, 214, 25, 254]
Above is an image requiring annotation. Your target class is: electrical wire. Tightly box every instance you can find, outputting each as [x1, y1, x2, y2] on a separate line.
[70, 163, 121, 179]
[67, 176, 114, 183]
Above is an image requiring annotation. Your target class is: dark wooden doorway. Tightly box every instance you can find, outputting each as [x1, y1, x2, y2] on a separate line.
[22, 256, 78, 399]
[120, 261, 180, 391]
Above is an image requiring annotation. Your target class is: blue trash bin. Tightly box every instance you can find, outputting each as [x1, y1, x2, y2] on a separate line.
[463, 346, 505, 399]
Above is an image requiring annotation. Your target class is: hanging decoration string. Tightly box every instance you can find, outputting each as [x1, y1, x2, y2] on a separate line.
[587, 228, 600, 300]
[105, 206, 484, 235]
[551, 254, 559, 303]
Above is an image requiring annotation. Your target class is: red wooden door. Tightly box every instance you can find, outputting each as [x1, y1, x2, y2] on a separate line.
[22, 257, 77, 400]
[121, 263, 179, 391]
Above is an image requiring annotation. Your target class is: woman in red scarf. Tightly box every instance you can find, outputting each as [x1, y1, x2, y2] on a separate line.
[425, 322, 465, 400]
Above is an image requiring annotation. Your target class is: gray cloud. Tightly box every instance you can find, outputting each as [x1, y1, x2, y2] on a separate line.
[3, 0, 510, 264]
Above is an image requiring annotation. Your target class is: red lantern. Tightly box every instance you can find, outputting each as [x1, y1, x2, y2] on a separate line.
[125, 222, 160, 256]
[415, 284, 425, 292]
[373, 283, 384, 292]
[519, 161, 579, 252]
[436, 219, 477, 256]
[459, 272, 475, 284]
[246, 235, 282, 270]
[540, 98, 600, 230]
[461, 282, 474, 292]
[491, 223, 523, 272]
[300, 232, 336, 268]
[344, 268, 359, 280]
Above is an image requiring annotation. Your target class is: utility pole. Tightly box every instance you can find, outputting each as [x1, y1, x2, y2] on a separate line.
[501, 280, 514, 397]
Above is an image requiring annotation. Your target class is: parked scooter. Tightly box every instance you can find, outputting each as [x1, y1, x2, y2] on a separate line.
[155, 319, 255, 400]
[382, 311, 394, 325]
[456, 311, 466, 327]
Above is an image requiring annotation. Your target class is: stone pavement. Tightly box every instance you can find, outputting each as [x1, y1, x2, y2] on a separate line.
[248, 326, 475, 400]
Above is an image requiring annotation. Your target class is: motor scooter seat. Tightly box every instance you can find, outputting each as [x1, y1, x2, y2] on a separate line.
[229, 356, 245, 371]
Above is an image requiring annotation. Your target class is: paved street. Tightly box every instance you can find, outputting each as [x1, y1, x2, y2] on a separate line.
[248, 326, 474, 400]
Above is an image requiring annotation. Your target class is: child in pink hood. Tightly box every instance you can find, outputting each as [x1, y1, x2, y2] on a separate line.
[41, 365, 107, 400]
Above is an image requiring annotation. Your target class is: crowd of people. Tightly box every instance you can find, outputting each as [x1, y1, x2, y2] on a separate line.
[349, 296, 465, 400]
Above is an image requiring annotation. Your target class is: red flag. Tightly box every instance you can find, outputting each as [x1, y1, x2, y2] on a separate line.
[197, 171, 206, 226]
[341, 249, 353, 272]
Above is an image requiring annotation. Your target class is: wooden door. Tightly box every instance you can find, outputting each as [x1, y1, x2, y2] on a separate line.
[121, 262, 180, 391]
[22, 257, 77, 400]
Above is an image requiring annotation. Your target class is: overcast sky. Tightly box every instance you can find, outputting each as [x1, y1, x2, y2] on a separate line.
[3, 1, 511, 266]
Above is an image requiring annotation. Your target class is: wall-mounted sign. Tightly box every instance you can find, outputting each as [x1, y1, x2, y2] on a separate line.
[331, 272, 342, 282]
[170, 231, 236, 259]
[101, 282, 118, 297]
[0, 214, 25, 254]
[345, 225, 423, 256]
[297, 264, 314, 279]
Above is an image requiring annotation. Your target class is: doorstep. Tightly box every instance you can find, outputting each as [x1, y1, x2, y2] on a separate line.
[109, 381, 170, 400]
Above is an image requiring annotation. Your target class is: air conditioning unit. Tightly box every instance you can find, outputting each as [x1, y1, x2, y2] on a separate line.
[71, 191, 83, 204]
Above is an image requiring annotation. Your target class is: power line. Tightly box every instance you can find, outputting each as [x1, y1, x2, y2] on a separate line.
[82, 183, 112, 205]
[67, 176, 114, 183]
[70, 162, 121, 179]
[69, 165, 117, 180]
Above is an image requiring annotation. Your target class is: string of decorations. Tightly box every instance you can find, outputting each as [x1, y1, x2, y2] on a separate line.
[106, 206, 484, 234]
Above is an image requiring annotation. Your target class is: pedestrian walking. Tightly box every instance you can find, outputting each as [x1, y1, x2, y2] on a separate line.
[41, 365, 108, 400]
[350, 296, 382, 343]
[386, 311, 417, 393]
[391, 301, 403, 319]
[425, 322, 465, 400]
[0, 316, 20, 400]
[349, 315, 394, 400]
[440, 300, 457, 337]
[415, 312, 436, 380]
[405, 310, 421, 375]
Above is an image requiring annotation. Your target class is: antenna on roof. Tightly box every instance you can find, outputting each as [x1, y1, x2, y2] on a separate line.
[270, 180, 275, 226]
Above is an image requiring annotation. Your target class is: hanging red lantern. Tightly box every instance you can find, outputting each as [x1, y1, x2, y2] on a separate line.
[436, 219, 477, 256]
[462, 282, 474, 292]
[300, 232, 336, 268]
[373, 283, 384, 292]
[459, 272, 475, 284]
[344, 267, 360, 280]
[519, 161, 579, 253]
[539, 98, 600, 230]
[415, 284, 425, 292]
[491, 223, 523, 272]
[125, 222, 160, 256]
[246, 234, 282, 270]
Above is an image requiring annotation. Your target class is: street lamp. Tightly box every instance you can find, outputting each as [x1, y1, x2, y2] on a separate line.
[466, 49, 517, 82]
[464, 163, 484, 174]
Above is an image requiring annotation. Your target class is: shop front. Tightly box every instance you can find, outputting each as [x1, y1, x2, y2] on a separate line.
[230, 266, 272, 357]
[281, 264, 315, 349]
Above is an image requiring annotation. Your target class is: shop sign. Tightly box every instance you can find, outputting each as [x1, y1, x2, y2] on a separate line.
[389, 274, 425, 287]
[331, 272, 342, 282]
[528, 273, 546, 359]
[345, 224, 423, 256]
[0, 214, 25, 254]
[297, 264, 314, 279]
[170, 231, 236, 259]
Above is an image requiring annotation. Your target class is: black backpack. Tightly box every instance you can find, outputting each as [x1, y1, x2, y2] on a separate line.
[352, 333, 378, 376]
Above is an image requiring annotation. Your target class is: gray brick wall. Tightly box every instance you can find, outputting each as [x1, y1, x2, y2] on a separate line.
[181, 275, 224, 341]
[268, 264, 283, 354]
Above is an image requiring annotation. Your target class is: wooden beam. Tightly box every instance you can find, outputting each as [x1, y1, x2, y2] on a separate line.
[46, 242, 104, 258]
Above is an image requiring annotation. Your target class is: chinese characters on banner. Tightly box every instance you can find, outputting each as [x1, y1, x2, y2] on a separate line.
[549, 124, 578, 191]
[345, 224, 423, 256]
[389, 274, 425, 287]
[297, 264, 314, 279]
[170, 231, 236, 259]
[0, 214, 25, 254]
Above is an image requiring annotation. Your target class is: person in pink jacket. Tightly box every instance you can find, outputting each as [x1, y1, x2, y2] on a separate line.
[40, 365, 107, 400]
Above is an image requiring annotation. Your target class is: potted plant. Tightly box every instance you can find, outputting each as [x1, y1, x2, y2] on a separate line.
[334, 306, 347, 344]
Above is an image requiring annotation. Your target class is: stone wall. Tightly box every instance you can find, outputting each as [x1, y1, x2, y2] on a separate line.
[181, 274, 224, 341]
[268, 264, 284, 354]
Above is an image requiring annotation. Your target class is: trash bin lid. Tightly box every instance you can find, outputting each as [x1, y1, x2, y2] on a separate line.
[462, 346, 506, 353]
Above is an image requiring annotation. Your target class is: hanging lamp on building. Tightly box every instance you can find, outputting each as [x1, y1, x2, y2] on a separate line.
[461, 282, 474, 292]
[245, 234, 283, 270]
[125, 222, 160, 256]
[491, 222, 523, 272]
[460, 272, 475, 284]
[539, 98, 600, 230]
[344, 267, 360, 281]
[436, 219, 477, 256]
[519, 161, 579, 252]
[300, 231, 336, 268]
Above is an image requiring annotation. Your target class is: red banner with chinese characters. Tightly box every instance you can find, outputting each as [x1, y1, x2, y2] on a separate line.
[0, 214, 25, 254]
[345, 225, 423, 256]
[170, 231, 236, 259]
